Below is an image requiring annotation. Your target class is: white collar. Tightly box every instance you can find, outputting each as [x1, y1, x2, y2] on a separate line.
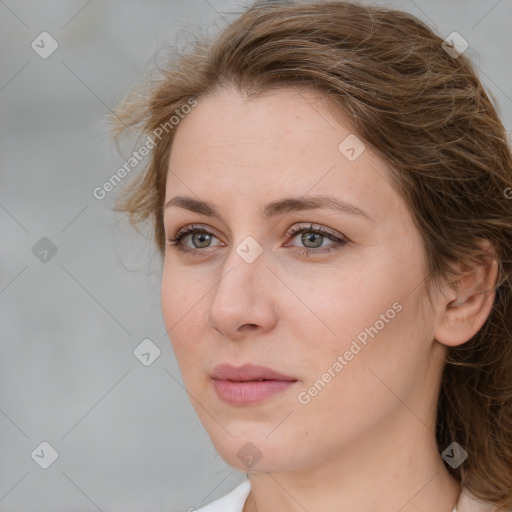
[196, 478, 504, 512]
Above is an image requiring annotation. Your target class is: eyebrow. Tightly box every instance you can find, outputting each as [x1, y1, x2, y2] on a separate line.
[163, 195, 373, 222]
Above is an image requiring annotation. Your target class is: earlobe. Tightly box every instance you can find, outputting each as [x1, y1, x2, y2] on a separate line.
[434, 239, 499, 348]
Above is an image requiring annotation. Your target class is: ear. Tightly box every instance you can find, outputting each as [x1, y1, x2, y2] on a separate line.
[434, 239, 499, 348]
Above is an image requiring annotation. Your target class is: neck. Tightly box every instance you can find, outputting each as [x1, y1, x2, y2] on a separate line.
[244, 412, 461, 512]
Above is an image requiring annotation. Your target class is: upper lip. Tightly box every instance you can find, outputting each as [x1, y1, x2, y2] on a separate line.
[211, 363, 297, 382]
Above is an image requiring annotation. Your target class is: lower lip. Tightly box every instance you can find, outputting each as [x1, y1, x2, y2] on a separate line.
[212, 379, 297, 405]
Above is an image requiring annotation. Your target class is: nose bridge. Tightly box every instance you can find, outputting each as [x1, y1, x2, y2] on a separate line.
[213, 236, 265, 304]
[206, 234, 272, 332]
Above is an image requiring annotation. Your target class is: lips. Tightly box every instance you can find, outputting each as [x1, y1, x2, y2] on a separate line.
[211, 363, 298, 405]
[211, 363, 297, 382]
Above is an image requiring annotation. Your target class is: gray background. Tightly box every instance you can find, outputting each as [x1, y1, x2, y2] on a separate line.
[1, 1, 511, 511]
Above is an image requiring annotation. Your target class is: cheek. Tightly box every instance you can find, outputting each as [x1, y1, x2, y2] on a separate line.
[294, 252, 425, 387]
[297, 262, 397, 347]
[293, 303, 423, 445]
[161, 275, 182, 337]
[305, 282, 428, 417]
[160, 268, 205, 362]
[161, 259, 206, 322]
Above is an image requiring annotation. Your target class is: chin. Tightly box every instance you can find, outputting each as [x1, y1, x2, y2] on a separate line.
[208, 431, 302, 474]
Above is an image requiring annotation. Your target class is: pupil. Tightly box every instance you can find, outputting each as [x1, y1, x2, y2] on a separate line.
[193, 233, 211, 248]
[302, 232, 322, 248]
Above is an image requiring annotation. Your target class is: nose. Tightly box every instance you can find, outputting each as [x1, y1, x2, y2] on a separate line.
[205, 247, 278, 339]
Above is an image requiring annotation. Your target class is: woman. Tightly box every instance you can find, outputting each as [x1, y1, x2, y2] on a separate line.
[110, 1, 512, 511]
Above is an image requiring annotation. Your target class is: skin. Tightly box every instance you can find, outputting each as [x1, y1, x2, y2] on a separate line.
[160, 86, 497, 512]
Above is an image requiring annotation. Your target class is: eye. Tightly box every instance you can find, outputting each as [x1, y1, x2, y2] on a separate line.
[285, 223, 347, 256]
[166, 224, 222, 254]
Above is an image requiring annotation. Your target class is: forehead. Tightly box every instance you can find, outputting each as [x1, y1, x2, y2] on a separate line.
[170, 86, 351, 162]
[165, 86, 397, 218]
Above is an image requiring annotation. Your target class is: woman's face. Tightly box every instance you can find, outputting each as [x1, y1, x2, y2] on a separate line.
[161, 87, 446, 473]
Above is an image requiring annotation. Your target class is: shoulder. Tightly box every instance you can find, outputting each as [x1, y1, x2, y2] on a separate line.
[457, 487, 512, 512]
[195, 478, 251, 512]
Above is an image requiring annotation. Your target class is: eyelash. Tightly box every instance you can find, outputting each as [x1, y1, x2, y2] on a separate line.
[165, 223, 347, 257]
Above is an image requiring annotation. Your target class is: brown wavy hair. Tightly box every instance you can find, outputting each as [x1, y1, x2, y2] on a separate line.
[110, 1, 512, 509]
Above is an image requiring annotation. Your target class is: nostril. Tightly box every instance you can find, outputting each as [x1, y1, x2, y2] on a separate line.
[240, 323, 258, 331]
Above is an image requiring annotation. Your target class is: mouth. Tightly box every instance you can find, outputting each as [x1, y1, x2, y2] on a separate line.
[211, 363, 298, 405]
